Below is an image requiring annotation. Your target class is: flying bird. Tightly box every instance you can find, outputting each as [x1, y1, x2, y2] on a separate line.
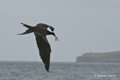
[18, 23, 59, 72]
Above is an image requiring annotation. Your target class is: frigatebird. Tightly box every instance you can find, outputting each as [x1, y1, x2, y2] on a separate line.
[18, 23, 59, 72]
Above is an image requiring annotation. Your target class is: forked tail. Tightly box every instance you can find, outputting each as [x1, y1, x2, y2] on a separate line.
[17, 23, 34, 35]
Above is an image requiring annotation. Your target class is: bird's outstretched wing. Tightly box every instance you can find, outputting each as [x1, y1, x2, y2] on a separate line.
[34, 32, 51, 72]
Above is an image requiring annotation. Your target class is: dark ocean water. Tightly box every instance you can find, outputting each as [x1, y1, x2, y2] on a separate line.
[0, 61, 120, 80]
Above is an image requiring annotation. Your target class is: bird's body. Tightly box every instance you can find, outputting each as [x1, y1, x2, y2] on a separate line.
[18, 23, 58, 72]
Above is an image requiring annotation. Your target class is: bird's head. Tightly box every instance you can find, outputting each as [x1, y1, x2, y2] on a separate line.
[36, 23, 54, 31]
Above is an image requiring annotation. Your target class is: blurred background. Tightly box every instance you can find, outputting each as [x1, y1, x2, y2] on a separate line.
[0, 0, 120, 62]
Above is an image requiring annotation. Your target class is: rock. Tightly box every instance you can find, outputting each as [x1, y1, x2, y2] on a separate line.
[76, 51, 120, 63]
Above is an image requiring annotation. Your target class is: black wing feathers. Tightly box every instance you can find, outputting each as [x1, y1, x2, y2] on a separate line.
[34, 33, 51, 72]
